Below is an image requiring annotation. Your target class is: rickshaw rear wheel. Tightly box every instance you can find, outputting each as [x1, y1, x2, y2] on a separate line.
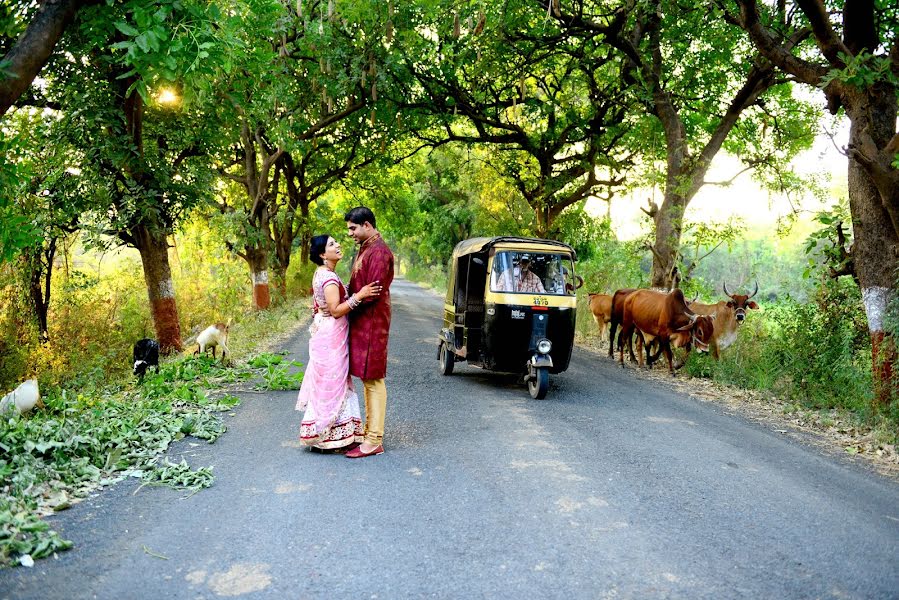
[439, 342, 454, 375]
[528, 367, 549, 399]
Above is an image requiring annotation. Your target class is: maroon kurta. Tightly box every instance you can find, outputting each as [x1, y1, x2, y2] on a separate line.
[347, 234, 394, 379]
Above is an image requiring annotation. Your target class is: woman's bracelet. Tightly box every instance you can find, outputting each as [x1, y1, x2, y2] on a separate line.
[347, 294, 360, 309]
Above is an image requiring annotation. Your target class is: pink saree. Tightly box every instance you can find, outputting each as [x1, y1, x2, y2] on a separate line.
[296, 268, 363, 449]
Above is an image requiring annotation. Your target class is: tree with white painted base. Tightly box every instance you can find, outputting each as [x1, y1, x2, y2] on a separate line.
[731, 0, 898, 404]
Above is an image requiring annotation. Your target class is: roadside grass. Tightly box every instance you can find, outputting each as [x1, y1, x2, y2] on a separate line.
[0, 297, 310, 568]
[401, 261, 448, 295]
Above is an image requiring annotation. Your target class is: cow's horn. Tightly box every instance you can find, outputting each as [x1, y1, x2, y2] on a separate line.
[749, 280, 759, 299]
[722, 280, 732, 297]
[676, 315, 696, 331]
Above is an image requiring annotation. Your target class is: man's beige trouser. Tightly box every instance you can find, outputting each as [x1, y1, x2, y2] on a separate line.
[362, 378, 386, 445]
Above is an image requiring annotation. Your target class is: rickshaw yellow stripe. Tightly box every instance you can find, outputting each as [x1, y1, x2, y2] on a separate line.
[483, 290, 577, 308]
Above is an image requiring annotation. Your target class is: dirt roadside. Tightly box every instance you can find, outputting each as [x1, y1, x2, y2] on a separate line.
[578, 336, 899, 482]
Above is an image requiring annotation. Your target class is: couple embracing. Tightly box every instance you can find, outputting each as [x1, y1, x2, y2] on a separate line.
[295, 207, 394, 459]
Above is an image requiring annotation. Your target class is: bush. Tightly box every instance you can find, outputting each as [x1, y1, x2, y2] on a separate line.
[0, 216, 314, 393]
[683, 277, 873, 414]
[574, 238, 646, 340]
[767, 279, 871, 411]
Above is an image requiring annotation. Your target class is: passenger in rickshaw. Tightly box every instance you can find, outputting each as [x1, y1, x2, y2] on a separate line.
[546, 261, 572, 294]
[495, 254, 545, 293]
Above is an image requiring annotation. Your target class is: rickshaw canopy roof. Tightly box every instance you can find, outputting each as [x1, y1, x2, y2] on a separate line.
[451, 236, 577, 261]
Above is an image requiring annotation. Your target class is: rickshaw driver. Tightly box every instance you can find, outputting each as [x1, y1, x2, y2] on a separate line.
[497, 254, 545, 293]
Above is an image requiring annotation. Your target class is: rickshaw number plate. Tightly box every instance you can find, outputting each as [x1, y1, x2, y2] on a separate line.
[533, 297, 549, 306]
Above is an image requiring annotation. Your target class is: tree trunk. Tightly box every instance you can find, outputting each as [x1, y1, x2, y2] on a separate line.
[534, 204, 549, 238]
[298, 200, 311, 265]
[0, 0, 88, 116]
[22, 240, 54, 342]
[134, 225, 183, 354]
[272, 220, 292, 298]
[299, 231, 311, 265]
[845, 92, 899, 405]
[244, 246, 271, 310]
[273, 265, 288, 299]
[650, 191, 687, 289]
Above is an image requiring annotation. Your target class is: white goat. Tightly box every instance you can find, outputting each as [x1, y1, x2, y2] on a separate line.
[0, 379, 41, 415]
[195, 320, 231, 362]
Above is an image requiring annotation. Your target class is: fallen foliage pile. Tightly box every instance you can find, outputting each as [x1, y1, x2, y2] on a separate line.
[0, 352, 303, 568]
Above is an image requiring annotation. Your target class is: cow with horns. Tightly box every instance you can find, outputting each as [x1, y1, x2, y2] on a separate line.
[619, 288, 715, 375]
[688, 281, 759, 360]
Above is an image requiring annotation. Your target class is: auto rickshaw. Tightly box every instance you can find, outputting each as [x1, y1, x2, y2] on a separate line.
[437, 236, 582, 399]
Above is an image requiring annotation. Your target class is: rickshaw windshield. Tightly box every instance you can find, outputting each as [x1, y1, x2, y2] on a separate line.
[490, 251, 575, 296]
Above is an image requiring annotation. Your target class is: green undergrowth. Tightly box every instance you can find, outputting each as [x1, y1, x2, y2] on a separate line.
[401, 261, 448, 295]
[0, 349, 305, 568]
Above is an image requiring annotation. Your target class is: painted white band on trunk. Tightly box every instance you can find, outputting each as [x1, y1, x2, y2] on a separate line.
[862, 286, 891, 332]
[158, 279, 175, 299]
[252, 270, 269, 285]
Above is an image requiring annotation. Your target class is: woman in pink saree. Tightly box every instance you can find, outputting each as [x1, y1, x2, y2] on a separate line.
[296, 235, 381, 451]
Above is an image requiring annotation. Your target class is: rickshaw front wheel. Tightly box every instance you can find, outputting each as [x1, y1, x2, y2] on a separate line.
[528, 367, 549, 399]
[439, 342, 454, 376]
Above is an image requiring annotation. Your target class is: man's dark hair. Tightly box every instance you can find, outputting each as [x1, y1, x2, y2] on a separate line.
[309, 234, 330, 266]
[344, 206, 376, 228]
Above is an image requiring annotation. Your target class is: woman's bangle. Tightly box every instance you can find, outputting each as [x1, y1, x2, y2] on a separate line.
[347, 294, 359, 309]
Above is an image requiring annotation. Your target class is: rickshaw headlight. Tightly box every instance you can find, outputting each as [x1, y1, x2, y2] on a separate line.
[536, 339, 552, 354]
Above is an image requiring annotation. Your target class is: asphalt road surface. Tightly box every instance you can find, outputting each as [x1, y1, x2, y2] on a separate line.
[2, 279, 898, 599]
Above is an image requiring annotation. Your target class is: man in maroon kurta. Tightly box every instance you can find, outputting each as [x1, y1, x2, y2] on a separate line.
[344, 207, 394, 458]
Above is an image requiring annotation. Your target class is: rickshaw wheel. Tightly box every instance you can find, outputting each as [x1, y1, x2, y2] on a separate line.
[528, 367, 549, 399]
[439, 342, 454, 375]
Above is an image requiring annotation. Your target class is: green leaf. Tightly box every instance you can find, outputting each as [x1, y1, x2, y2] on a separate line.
[114, 21, 139, 37]
[135, 33, 151, 53]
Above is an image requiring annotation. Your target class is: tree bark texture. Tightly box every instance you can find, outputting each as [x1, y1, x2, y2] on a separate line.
[22, 240, 55, 342]
[845, 91, 899, 404]
[243, 246, 271, 310]
[0, 0, 89, 116]
[134, 225, 183, 354]
[297, 197, 312, 267]
[651, 193, 686, 288]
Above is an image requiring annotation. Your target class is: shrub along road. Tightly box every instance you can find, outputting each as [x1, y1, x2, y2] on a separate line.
[1, 279, 898, 598]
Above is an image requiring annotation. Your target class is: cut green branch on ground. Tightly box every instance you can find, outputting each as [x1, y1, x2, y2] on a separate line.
[0, 343, 307, 568]
[137, 458, 214, 493]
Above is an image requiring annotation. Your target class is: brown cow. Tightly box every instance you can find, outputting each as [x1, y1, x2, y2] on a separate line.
[607, 288, 637, 357]
[587, 293, 612, 342]
[688, 281, 759, 360]
[619, 288, 715, 375]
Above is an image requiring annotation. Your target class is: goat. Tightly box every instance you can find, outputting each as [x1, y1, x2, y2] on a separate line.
[0, 379, 42, 415]
[195, 320, 231, 363]
[133, 338, 160, 380]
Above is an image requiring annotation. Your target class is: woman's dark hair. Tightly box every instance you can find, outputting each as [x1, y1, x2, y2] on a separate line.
[309, 234, 330, 265]
[344, 206, 376, 228]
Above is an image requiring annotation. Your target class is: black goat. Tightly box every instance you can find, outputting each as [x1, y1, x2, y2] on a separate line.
[133, 338, 160, 380]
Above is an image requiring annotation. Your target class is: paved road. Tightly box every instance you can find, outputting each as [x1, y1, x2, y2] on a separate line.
[2, 279, 898, 599]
